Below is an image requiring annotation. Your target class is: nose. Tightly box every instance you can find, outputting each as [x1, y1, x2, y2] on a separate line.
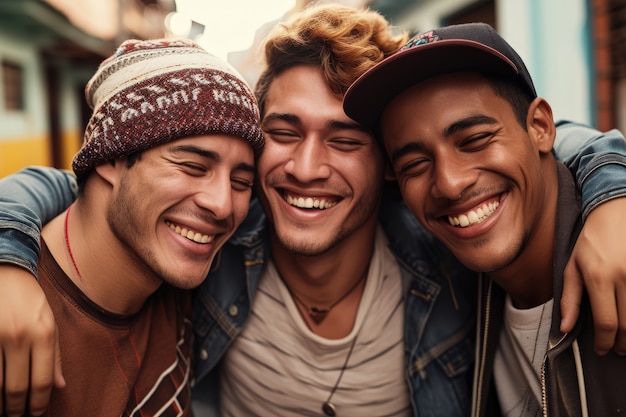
[194, 172, 234, 221]
[284, 137, 331, 182]
[430, 154, 477, 201]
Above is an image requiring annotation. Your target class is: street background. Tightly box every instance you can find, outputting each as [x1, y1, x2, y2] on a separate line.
[0, 0, 624, 176]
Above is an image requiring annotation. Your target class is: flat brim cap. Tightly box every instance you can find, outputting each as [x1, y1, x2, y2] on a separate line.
[344, 23, 537, 130]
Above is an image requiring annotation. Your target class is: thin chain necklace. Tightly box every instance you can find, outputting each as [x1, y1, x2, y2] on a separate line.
[530, 302, 547, 365]
[278, 268, 367, 415]
[322, 334, 358, 416]
[64, 205, 82, 279]
[284, 270, 367, 324]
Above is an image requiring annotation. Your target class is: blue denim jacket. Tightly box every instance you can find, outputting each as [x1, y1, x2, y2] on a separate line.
[191, 196, 477, 417]
[1, 121, 626, 416]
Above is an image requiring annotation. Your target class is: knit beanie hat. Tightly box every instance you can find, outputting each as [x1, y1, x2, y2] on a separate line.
[73, 38, 264, 180]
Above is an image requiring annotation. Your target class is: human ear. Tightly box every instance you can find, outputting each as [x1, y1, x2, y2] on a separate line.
[526, 97, 556, 154]
[94, 159, 124, 186]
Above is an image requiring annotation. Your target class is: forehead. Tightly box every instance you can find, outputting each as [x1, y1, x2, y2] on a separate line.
[381, 74, 505, 134]
[158, 134, 254, 162]
[264, 66, 343, 115]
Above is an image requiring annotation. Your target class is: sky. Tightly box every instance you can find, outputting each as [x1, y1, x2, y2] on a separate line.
[167, 0, 296, 61]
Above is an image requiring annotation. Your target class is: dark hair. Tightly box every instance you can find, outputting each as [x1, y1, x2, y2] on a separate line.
[77, 151, 144, 193]
[486, 73, 535, 129]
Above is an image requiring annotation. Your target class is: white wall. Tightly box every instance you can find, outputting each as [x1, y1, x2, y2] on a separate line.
[0, 33, 49, 141]
[393, 0, 592, 124]
[499, 0, 591, 124]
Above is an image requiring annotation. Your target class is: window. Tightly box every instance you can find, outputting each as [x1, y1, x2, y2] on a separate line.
[2, 60, 24, 111]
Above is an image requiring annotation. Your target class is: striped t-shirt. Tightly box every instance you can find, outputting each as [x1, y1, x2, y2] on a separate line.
[220, 227, 411, 416]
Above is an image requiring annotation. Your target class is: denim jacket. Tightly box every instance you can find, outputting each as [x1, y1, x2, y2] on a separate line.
[1, 121, 626, 416]
[191, 196, 478, 417]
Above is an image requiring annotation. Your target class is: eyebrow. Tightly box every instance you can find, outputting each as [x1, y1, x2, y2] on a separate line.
[170, 144, 255, 173]
[444, 115, 498, 136]
[390, 142, 425, 165]
[389, 115, 499, 164]
[262, 112, 370, 134]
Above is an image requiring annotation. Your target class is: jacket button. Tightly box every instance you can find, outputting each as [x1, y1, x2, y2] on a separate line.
[200, 349, 209, 360]
[229, 305, 239, 316]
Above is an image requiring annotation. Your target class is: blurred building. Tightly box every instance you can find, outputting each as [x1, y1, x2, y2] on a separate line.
[0, 0, 174, 176]
[1, 0, 624, 177]
[367, 0, 626, 133]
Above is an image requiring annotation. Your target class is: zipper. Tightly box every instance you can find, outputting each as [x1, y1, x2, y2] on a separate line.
[540, 360, 548, 417]
[471, 275, 491, 417]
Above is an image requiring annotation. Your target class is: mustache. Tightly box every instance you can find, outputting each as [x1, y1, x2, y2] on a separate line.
[437, 183, 510, 207]
[173, 207, 232, 229]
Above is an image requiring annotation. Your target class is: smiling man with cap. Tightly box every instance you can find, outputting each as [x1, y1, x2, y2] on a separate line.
[345, 22, 626, 417]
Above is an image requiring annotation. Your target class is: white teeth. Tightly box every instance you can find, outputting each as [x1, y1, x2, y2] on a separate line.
[166, 221, 215, 243]
[285, 194, 338, 209]
[448, 201, 500, 228]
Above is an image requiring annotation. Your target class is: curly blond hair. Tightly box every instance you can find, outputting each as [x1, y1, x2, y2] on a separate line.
[254, 2, 408, 116]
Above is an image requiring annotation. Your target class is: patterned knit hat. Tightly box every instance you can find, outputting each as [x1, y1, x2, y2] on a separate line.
[73, 38, 264, 179]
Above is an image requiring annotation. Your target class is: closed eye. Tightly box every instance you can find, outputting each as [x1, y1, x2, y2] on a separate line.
[231, 178, 253, 192]
[329, 137, 364, 151]
[264, 129, 299, 143]
[460, 132, 494, 151]
[180, 162, 207, 175]
[396, 157, 429, 178]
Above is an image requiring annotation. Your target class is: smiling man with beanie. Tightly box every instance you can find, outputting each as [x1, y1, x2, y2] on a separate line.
[28, 37, 262, 416]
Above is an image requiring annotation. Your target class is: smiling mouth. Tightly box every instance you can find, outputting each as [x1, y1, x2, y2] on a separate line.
[283, 193, 338, 209]
[165, 220, 215, 244]
[447, 200, 500, 228]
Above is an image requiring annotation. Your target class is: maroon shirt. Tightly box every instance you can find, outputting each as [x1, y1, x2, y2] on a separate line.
[38, 240, 193, 417]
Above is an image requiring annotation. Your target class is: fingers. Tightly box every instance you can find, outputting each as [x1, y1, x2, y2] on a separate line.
[3, 341, 32, 417]
[560, 260, 583, 334]
[615, 281, 626, 355]
[562, 258, 620, 355]
[584, 275, 618, 355]
[0, 266, 59, 416]
[565, 199, 626, 355]
[28, 321, 60, 416]
[53, 334, 66, 390]
[1, 323, 61, 417]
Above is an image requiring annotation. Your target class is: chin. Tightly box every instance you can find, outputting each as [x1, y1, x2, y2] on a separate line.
[277, 235, 337, 257]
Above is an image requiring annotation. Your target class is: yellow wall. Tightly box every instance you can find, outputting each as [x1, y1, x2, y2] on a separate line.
[60, 129, 83, 170]
[0, 129, 81, 178]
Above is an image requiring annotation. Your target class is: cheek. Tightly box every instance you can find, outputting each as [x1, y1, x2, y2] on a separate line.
[256, 142, 285, 177]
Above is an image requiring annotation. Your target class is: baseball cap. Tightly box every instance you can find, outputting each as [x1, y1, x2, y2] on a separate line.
[343, 22, 537, 130]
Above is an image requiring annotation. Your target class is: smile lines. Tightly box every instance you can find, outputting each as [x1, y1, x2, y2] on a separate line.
[447, 200, 500, 228]
[165, 220, 215, 243]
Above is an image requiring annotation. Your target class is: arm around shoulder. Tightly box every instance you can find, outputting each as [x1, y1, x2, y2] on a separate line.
[0, 166, 78, 274]
[553, 121, 626, 355]
[553, 120, 626, 218]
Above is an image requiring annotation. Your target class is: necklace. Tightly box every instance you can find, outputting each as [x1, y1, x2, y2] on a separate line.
[285, 270, 367, 324]
[322, 333, 358, 416]
[64, 206, 82, 279]
[530, 303, 547, 365]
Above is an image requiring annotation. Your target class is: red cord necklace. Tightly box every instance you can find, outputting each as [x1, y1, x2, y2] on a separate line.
[64, 205, 82, 279]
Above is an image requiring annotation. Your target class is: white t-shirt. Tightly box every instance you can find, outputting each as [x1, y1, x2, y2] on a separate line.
[219, 227, 411, 416]
[494, 296, 553, 417]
